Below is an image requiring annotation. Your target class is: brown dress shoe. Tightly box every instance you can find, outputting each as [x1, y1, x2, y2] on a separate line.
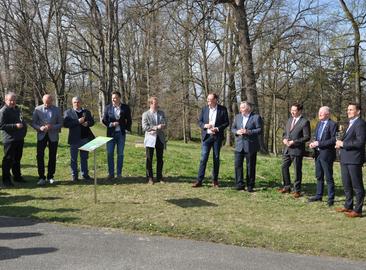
[335, 207, 352, 213]
[192, 181, 203, 188]
[148, 178, 154, 185]
[292, 192, 301, 198]
[277, 188, 290, 193]
[212, 180, 219, 188]
[345, 211, 362, 218]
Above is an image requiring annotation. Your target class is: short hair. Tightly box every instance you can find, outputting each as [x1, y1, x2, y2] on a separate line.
[149, 96, 158, 104]
[291, 102, 303, 111]
[348, 102, 361, 111]
[5, 92, 16, 100]
[111, 91, 121, 98]
[240, 101, 253, 110]
[319, 106, 330, 114]
[208, 93, 218, 100]
[72, 96, 81, 102]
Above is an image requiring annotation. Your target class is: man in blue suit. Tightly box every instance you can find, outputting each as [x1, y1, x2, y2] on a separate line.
[192, 93, 229, 188]
[64, 97, 95, 182]
[308, 106, 337, 206]
[231, 101, 262, 192]
[102, 91, 132, 180]
[335, 102, 366, 218]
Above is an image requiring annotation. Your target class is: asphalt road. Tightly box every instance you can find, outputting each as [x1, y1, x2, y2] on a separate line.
[0, 216, 365, 270]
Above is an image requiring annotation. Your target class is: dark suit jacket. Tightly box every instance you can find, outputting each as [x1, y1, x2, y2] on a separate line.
[283, 116, 311, 156]
[0, 105, 27, 143]
[340, 117, 366, 165]
[102, 103, 132, 137]
[198, 104, 229, 141]
[63, 108, 95, 145]
[231, 112, 262, 154]
[314, 119, 337, 162]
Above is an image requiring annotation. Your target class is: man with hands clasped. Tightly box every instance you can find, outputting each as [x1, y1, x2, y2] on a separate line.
[231, 101, 262, 192]
[308, 106, 337, 206]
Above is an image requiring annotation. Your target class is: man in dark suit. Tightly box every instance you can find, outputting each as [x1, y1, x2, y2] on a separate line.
[0, 92, 27, 187]
[192, 93, 229, 188]
[231, 101, 262, 192]
[64, 97, 95, 182]
[102, 91, 132, 180]
[308, 106, 337, 206]
[32, 94, 63, 185]
[278, 103, 311, 198]
[335, 102, 366, 218]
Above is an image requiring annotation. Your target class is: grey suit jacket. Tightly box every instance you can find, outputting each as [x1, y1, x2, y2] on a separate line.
[142, 110, 166, 147]
[231, 112, 262, 154]
[31, 105, 63, 142]
[283, 116, 311, 156]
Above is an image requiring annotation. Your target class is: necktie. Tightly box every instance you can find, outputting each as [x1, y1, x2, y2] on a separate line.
[290, 118, 296, 131]
[317, 121, 324, 141]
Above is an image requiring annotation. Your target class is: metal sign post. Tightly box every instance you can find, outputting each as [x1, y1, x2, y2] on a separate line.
[79, 136, 113, 204]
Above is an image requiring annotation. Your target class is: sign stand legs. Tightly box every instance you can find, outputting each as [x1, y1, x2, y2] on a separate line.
[94, 149, 97, 204]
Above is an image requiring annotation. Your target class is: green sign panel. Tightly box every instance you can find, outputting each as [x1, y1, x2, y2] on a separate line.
[79, 136, 113, 152]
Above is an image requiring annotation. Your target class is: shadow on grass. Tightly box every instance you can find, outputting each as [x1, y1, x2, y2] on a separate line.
[0, 246, 58, 261]
[166, 198, 218, 208]
[0, 195, 62, 205]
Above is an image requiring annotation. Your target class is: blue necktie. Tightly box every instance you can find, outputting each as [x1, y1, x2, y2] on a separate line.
[317, 121, 325, 141]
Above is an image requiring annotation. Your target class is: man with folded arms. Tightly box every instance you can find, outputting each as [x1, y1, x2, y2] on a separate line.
[335, 103, 366, 218]
[308, 106, 337, 206]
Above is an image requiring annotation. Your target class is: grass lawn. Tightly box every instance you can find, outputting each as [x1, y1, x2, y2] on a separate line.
[0, 123, 365, 260]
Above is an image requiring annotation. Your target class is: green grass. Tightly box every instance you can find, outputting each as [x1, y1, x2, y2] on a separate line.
[1, 123, 366, 260]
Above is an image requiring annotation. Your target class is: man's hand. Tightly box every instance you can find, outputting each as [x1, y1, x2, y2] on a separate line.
[309, 141, 319, 149]
[15, 123, 23, 129]
[335, 140, 343, 149]
[204, 123, 213, 129]
[78, 117, 85, 124]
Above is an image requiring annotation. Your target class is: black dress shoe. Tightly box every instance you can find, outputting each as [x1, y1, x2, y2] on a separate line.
[83, 175, 92, 181]
[192, 181, 202, 188]
[72, 176, 79, 182]
[327, 201, 334, 207]
[247, 187, 254, 193]
[308, 196, 322, 202]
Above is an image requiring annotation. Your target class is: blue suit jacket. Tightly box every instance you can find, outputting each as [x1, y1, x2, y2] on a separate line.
[340, 117, 366, 165]
[63, 108, 95, 145]
[198, 104, 229, 141]
[231, 112, 262, 153]
[102, 103, 132, 137]
[313, 119, 337, 162]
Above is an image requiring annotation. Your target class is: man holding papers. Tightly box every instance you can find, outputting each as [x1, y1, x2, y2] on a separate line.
[142, 97, 166, 184]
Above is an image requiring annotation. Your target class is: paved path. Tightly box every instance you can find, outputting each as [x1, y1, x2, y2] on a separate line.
[0, 216, 365, 270]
